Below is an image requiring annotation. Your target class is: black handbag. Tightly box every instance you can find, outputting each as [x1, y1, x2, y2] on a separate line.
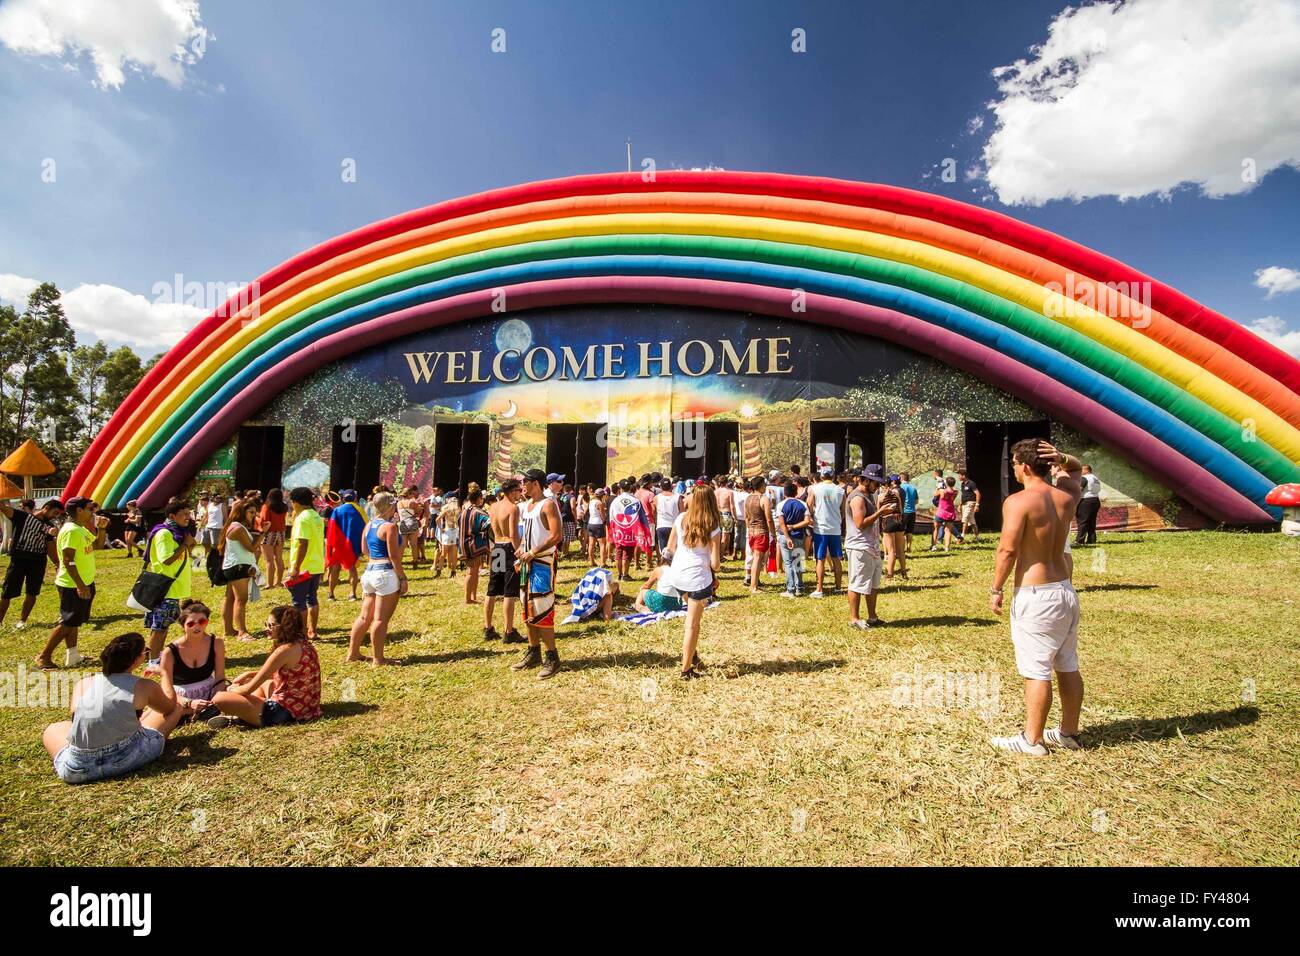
[206, 546, 227, 586]
[128, 555, 187, 613]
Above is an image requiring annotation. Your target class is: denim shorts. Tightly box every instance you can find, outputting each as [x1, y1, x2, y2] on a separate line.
[261, 699, 297, 726]
[53, 728, 165, 784]
[288, 573, 321, 610]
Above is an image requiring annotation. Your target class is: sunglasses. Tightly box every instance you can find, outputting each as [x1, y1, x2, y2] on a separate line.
[185, 618, 209, 627]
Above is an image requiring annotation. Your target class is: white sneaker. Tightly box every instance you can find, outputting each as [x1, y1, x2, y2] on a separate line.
[1042, 727, 1082, 750]
[12, 621, 26, 630]
[65, 648, 85, 667]
[809, 591, 825, 599]
[780, 591, 796, 598]
[849, 619, 870, 630]
[989, 732, 1048, 756]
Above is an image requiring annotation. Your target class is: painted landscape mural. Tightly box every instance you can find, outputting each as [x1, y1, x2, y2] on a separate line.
[209, 304, 1211, 531]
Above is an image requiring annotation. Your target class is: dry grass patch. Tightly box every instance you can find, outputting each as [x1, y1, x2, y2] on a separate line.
[1, 531, 1296, 865]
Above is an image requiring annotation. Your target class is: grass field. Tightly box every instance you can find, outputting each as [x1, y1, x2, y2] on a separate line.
[1, 531, 1296, 866]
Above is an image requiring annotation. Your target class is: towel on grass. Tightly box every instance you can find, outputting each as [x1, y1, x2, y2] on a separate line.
[561, 567, 614, 624]
[619, 600, 720, 626]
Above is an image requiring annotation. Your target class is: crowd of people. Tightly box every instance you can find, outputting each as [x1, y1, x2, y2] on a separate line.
[2, 443, 1097, 782]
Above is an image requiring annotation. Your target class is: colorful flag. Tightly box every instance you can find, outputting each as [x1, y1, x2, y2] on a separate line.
[325, 501, 367, 570]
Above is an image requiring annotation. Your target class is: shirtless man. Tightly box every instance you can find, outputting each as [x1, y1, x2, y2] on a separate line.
[989, 440, 1084, 756]
[713, 477, 736, 559]
[484, 479, 525, 644]
[511, 468, 564, 679]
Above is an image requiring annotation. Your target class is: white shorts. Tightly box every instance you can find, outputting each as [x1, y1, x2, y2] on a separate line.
[361, 565, 401, 597]
[1010, 581, 1080, 680]
[961, 502, 977, 521]
[846, 549, 881, 595]
[438, 528, 459, 547]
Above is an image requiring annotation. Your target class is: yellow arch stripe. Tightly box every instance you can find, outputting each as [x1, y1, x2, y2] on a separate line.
[93, 212, 1300, 499]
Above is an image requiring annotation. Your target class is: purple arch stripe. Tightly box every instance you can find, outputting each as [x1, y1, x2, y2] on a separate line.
[144, 275, 1270, 524]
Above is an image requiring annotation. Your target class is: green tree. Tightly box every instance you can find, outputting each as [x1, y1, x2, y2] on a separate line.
[70, 340, 143, 445]
[0, 282, 76, 451]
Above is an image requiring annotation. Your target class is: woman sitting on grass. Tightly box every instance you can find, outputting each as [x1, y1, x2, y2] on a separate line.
[633, 560, 684, 614]
[157, 600, 226, 721]
[43, 632, 187, 784]
[206, 605, 321, 729]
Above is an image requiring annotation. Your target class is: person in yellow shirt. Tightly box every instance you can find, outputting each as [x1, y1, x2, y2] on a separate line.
[36, 497, 107, 670]
[142, 497, 196, 663]
[287, 486, 326, 639]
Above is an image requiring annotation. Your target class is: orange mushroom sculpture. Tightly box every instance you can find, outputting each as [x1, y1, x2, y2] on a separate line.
[0, 474, 23, 500]
[0, 439, 56, 499]
[1266, 483, 1300, 537]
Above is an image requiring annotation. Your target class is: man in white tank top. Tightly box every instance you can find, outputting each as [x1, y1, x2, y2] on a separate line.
[511, 469, 564, 679]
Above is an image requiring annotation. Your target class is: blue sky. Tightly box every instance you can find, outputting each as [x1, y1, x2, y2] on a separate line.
[1, 0, 1297, 353]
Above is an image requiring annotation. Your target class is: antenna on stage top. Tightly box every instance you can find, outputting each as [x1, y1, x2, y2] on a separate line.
[626, 138, 631, 173]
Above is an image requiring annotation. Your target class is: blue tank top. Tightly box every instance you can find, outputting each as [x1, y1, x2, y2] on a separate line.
[365, 519, 392, 560]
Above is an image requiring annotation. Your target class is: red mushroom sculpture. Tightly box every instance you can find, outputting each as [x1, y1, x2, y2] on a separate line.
[1266, 483, 1300, 537]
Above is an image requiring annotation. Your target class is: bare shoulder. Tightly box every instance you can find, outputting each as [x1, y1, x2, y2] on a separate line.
[1002, 488, 1028, 512]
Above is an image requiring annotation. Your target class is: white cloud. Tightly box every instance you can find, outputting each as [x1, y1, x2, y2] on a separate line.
[980, 0, 1300, 205]
[1246, 316, 1300, 357]
[1255, 266, 1300, 298]
[0, 273, 40, 307]
[0, 273, 203, 349]
[0, 0, 207, 90]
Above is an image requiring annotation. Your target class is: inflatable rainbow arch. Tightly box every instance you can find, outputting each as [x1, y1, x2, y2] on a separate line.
[65, 171, 1300, 523]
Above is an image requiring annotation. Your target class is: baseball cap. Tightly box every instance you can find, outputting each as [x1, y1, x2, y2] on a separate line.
[818, 466, 833, 478]
[523, 468, 547, 484]
[545, 472, 566, 484]
[64, 496, 94, 513]
[768, 468, 781, 481]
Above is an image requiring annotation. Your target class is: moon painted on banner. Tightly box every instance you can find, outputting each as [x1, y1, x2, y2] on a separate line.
[495, 319, 532, 353]
[501, 400, 518, 420]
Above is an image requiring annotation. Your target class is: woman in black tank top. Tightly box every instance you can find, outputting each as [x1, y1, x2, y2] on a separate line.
[168, 635, 215, 685]
[159, 602, 227, 717]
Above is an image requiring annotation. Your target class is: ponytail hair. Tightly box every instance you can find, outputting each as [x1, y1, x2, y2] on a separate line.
[100, 633, 146, 675]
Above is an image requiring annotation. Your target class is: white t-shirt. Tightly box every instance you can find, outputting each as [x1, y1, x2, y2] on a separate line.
[733, 489, 750, 519]
[205, 501, 226, 531]
[1081, 474, 1102, 498]
[655, 492, 681, 529]
[654, 577, 680, 599]
[668, 513, 719, 594]
[811, 482, 845, 535]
